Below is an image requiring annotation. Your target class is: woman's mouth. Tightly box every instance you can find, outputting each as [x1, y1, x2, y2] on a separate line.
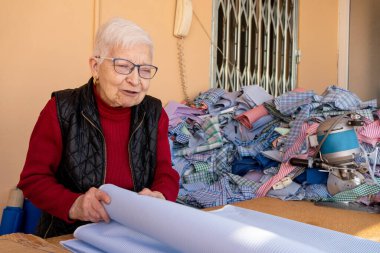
[121, 89, 139, 96]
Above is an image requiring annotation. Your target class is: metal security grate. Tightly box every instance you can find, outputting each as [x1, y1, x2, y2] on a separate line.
[211, 0, 299, 96]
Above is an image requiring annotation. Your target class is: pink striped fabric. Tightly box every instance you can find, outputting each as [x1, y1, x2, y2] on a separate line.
[357, 119, 380, 146]
[235, 104, 269, 129]
[256, 162, 297, 197]
[256, 122, 319, 197]
[282, 123, 319, 161]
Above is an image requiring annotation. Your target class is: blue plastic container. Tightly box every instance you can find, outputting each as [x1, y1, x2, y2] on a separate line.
[22, 199, 42, 234]
[0, 206, 23, 235]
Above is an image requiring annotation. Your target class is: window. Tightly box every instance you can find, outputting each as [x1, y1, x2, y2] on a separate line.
[211, 0, 299, 96]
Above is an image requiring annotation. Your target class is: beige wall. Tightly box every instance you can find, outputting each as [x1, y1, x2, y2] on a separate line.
[349, 0, 380, 104]
[298, 0, 339, 94]
[0, 1, 341, 218]
[0, 0, 94, 220]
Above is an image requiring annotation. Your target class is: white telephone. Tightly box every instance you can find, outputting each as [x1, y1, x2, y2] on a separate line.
[173, 0, 193, 38]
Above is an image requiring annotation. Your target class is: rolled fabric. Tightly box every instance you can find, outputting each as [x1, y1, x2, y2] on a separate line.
[235, 104, 269, 129]
[61, 184, 380, 253]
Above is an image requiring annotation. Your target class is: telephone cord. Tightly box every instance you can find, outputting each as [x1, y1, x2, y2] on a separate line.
[177, 38, 191, 104]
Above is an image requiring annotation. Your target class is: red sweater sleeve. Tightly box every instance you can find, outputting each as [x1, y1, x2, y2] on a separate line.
[17, 98, 80, 223]
[150, 109, 180, 201]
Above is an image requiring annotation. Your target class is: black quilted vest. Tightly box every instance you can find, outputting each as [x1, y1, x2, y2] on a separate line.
[36, 78, 162, 238]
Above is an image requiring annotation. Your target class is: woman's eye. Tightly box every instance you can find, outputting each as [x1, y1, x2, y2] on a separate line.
[116, 65, 133, 72]
[118, 65, 131, 69]
[140, 68, 151, 74]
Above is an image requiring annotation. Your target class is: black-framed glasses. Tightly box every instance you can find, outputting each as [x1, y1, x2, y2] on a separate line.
[95, 56, 158, 79]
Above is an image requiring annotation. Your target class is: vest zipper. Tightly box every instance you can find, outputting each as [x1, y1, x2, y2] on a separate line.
[43, 215, 54, 238]
[129, 112, 146, 191]
[81, 111, 107, 184]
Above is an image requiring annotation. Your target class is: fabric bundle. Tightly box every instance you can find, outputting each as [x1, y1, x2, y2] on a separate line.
[166, 84, 380, 208]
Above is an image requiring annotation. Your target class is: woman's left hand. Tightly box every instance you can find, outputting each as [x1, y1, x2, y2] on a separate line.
[138, 188, 166, 200]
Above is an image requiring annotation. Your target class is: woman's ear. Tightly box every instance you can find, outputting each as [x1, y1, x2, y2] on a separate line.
[89, 57, 99, 77]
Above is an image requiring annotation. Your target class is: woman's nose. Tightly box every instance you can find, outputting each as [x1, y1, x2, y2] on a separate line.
[126, 68, 140, 86]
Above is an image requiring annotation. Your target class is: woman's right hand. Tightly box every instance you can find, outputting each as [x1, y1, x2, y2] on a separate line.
[68, 187, 111, 223]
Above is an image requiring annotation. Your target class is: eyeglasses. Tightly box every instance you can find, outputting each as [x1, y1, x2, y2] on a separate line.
[95, 56, 158, 79]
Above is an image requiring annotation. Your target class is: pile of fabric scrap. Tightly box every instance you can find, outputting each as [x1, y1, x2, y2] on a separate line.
[165, 85, 380, 208]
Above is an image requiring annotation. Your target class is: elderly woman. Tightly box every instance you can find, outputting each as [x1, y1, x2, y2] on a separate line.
[17, 18, 180, 238]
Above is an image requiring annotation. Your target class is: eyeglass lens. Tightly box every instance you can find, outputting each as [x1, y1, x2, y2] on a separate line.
[113, 59, 157, 79]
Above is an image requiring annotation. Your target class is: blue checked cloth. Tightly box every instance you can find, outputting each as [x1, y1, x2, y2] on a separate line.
[193, 88, 226, 110]
[275, 86, 377, 156]
[169, 122, 192, 144]
[178, 174, 256, 208]
[174, 116, 224, 156]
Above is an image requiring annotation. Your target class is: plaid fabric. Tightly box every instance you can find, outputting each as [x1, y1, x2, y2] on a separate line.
[357, 119, 380, 147]
[357, 143, 380, 165]
[283, 102, 320, 151]
[218, 112, 234, 126]
[283, 122, 319, 161]
[171, 155, 191, 177]
[320, 85, 373, 110]
[310, 109, 374, 122]
[303, 184, 331, 201]
[178, 174, 255, 208]
[185, 151, 214, 162]
[210, 143, 235, 173]
[228, 173, 263, 192]
[193, 88, 226, 110]
[322, 177, 380, 202]
[183, 170, 216, 184]
[194, 162, 209, 172]
[360, 99, 378, 108]
[174, 142, 223, 157]
[181, 182, 207, 192]
[273, 91, 317, 115]
[174, 116, 224, 156]
[202, 116, 223, 144]
[173, 85, 379, 208]
[256, 162, 296, 197]
[181, 143, 234, 185]
[275, 86, 376, 154]
[241, 85, 273, 106]
[169, 122, 191, 144]
[262, 166, 305, 181]
[237, 124, 280, 157]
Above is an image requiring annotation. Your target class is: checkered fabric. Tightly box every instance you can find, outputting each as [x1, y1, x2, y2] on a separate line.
[193, 162, 209, 172]
[322, 178, 380, 202]
[193, 88, 226, 110]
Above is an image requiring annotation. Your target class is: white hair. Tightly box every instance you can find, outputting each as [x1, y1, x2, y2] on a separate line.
[93, 17, 154, 59]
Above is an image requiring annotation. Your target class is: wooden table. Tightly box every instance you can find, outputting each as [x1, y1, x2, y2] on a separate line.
[0, 233, 69, 252]
[207, 197, 380, 242]
[46, 234, 73, 249]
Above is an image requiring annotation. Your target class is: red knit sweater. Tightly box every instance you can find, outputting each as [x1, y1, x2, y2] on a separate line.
[18, 91, 179, 223]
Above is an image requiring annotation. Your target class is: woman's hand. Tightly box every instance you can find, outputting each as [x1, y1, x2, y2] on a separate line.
[138, 188, 166, 200]
[69, 187, 111, 223]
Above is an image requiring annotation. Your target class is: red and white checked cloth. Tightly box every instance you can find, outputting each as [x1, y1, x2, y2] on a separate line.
[256, 123, 319, 197]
